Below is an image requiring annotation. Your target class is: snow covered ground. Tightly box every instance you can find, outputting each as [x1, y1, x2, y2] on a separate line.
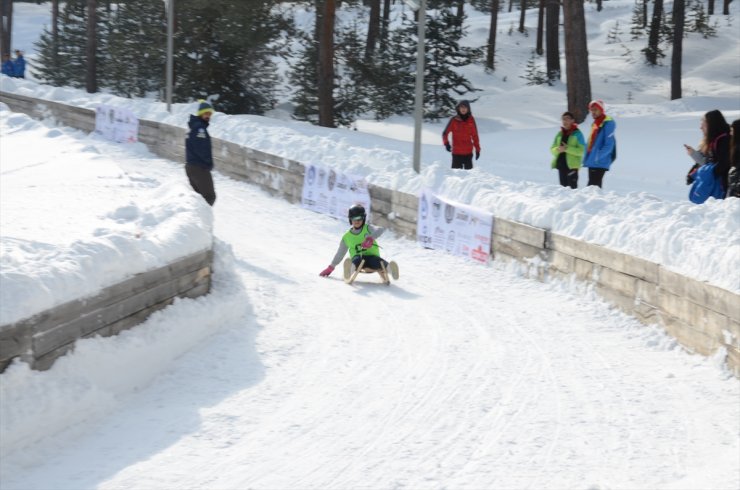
[1, 2, 739, 489]
[3, 1, 739, 296]
[1, 108, 738, 489]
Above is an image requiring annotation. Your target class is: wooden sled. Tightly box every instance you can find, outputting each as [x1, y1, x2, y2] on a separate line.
[344, 258, 395, 285]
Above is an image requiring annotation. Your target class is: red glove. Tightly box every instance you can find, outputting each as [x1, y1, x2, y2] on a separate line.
[319, 265, 335, 277]
[361, 236, 374, 249]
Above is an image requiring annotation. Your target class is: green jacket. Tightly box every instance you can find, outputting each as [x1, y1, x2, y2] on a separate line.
[550, 127, 585, 170]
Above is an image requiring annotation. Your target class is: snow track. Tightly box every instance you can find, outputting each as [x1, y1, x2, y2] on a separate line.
[1, 169, 738, 490]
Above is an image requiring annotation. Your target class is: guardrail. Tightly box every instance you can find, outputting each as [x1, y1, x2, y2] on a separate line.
[1, 90, 737, 376]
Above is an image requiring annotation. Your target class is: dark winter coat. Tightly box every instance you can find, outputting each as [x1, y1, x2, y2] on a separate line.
[1, 59, 14, 77]
[707, 133, 730, 192]
[185, 115, 213, 170]
[442, 102, 481, 156]
[13, 55, 25, 78]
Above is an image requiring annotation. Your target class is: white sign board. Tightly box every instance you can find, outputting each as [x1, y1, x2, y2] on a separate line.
[417, 189, 493, 264]
[95, 105, 139, 143]
[301, 164, 371, 221]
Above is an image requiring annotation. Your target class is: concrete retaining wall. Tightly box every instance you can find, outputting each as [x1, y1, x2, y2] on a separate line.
[0, 250, 213, 372]
[2, 91, 737, 376]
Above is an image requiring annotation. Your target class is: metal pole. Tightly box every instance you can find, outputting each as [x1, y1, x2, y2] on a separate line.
[412, 0, 425, 174]
[166, 0, 174, 113]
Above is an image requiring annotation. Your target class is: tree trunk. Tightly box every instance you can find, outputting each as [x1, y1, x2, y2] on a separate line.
[486, 0, 500, 70]
[545, 0, 560, 81]
[519, 0, 527, 32]
[708, 0, 715, 14]
[671, 0, 685, 100]
[642, 0, 648, 28]
[365, 0, 380, 60]
[318, 0, 335, 128]
[562, 0, 591, 122]
[536, 0, 544, 55]
[509, 0, 513, 14]
[645, 0, 663, 65]
[723, 0, 730, 15]
[597, 0, 603, 12]
[379, 0, 391, 53]
[52, 0, 59, 71]
[456, 0, 464, 22]
[86, 0, 98, 93]
[0, 0, 12, 57]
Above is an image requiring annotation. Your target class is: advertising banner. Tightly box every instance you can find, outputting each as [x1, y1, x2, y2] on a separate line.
[301, 164, 371, 221]
[416, 189, 493, 264]
[95, 105, 139, 143]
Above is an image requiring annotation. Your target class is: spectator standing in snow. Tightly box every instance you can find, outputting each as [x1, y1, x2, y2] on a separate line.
[550, 111, 585, 189]
[442, 100, 481, 170]
[12, 50, 25, 78]
[583, 99, 617, 188]
[185, 100, 216, 206]
[684, 110, 730, 191]
[726, 119, 740, 198]
[1, 53, 14, 77]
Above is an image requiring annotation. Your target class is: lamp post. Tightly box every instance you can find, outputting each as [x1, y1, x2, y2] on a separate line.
[404, 0, 425, 174]
[165, 0, 174, 113]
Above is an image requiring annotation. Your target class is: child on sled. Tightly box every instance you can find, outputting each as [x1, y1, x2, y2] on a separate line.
[319, 204, 399, 283]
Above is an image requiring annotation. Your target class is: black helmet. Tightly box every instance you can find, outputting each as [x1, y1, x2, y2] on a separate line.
[348, 204, 366, 224]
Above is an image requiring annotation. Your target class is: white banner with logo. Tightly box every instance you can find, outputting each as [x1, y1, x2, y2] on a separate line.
[417, 189, 493, 264]
[95, 105, 139, 143]
[301, 164, 371, 221]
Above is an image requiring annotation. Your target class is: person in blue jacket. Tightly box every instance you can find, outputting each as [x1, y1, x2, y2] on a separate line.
[12, 50, 26, 78]
[185, 100, 216, 206]
[583, 99, 617, 188]
[1, 53, 14, 77]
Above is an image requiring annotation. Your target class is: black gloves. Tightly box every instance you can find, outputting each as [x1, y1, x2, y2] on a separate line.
[475, 150, 480, 160]
[445, 143, 451, 152]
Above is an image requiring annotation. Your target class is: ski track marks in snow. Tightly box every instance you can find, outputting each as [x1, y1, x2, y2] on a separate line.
[1, 168, 738, 489]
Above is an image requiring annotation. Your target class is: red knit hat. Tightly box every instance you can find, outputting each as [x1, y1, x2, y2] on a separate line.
[589, 99, 605, 113]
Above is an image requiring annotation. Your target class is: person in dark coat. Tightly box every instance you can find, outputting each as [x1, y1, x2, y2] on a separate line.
[12, 50, 26, 78]
[185, 100, 216, 206]
[725, 119, 739, 198]
[1, 53, 14, 77]
[442, 100, 481, 170]
[684, 110, 730, 193]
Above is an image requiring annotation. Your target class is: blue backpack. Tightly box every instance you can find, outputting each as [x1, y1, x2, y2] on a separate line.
[689, 163, 725, 204]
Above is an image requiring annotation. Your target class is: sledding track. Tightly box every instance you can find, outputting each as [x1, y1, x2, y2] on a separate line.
[2, 171, 738, 490]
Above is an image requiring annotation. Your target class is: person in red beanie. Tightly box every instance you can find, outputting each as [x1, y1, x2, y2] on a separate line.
[583, 99, 617, 188]
[442, 100, 481, 170]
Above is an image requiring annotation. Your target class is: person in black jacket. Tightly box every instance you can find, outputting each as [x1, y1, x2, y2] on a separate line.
[728, 119, 740, 198]
[185, 100, 216, 206]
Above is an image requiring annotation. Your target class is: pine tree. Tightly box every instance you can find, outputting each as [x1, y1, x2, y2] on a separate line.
[643, 0, 665, 65]
[686, 0, 718, 38]
[424, 6, 481, 120]
[630, 0, 648, 40]
[35, 0, 105, 88]
[369, 18, 415, 119]
[105, 0, 166, 98]
[520, 51, 548, 85]
[289, 34, 320, 124]
[334, 23, 371, 127]
[173, 0, 286, 115]
[606, 20, 623, 44]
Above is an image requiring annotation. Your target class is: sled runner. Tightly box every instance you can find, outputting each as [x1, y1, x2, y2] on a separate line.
[343, 258, 399, 285]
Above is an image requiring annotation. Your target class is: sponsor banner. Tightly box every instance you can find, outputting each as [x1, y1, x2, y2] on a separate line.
[95, 105, 139, 143]
[416, 189, 493, 264]
[301, 164, 371, 221]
